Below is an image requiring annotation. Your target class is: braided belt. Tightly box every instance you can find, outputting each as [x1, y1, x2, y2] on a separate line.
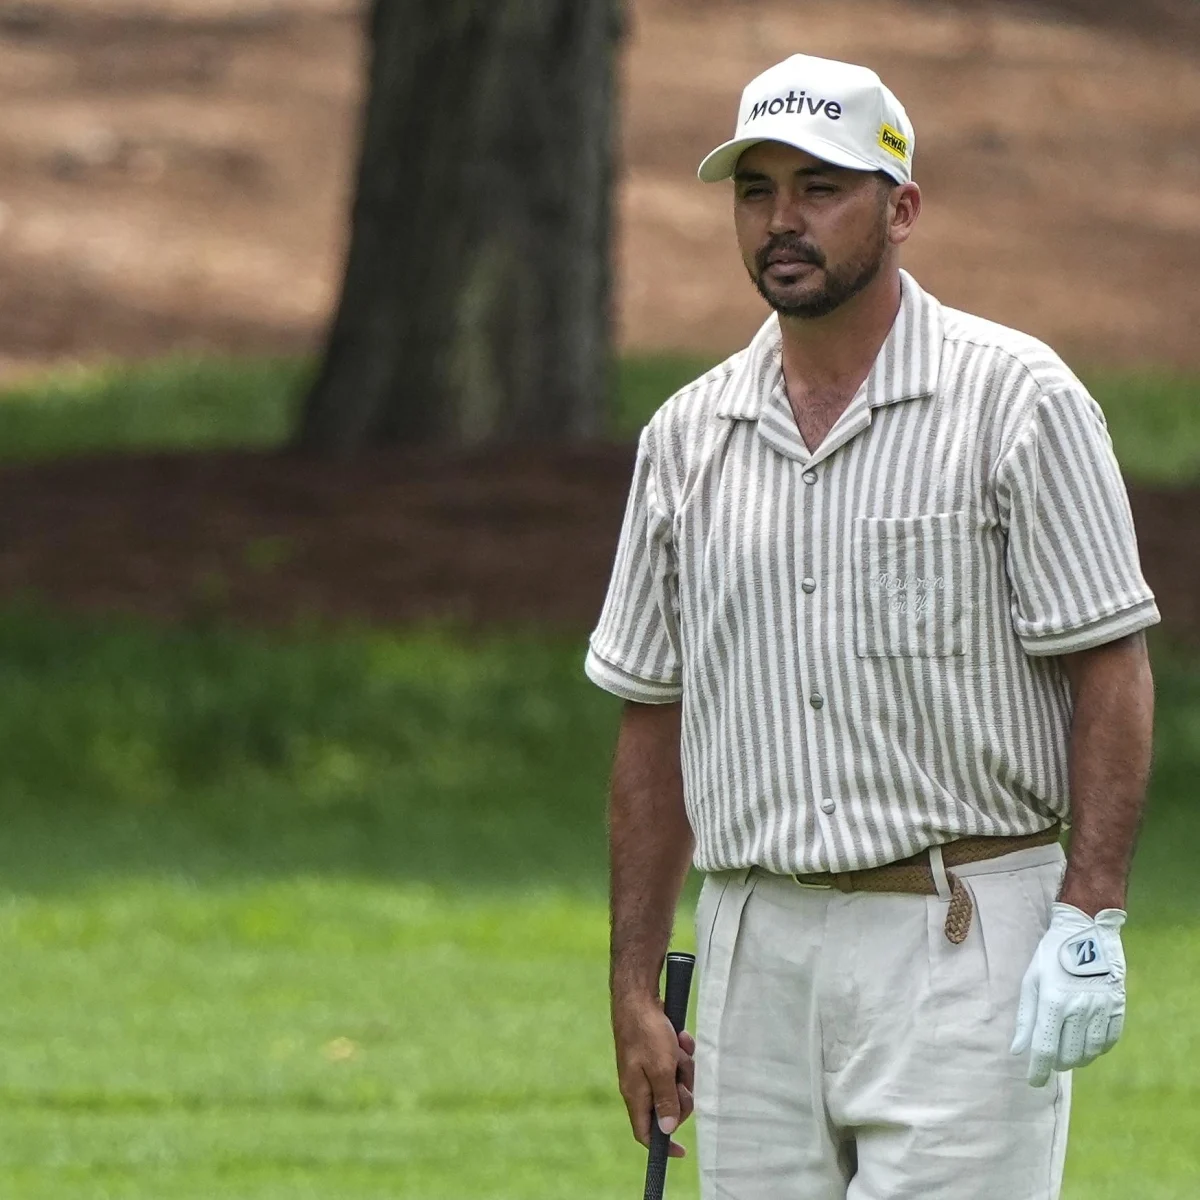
[790, 824, 1063, 945]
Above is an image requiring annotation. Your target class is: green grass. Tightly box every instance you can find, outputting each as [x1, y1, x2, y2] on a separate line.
[0, 620, 620, 893]
[613, 353, 717, 435]
[0, 357, 313, 462]
[1088, 372, 1200, 486]
[1, 355, 1195, 481]
[0, 610, 1197, 1196]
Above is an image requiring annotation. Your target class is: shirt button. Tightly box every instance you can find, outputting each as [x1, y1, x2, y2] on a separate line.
[802, 470, 818, 485]
[801, 577, 816, 594]
[810, 694, 825, 710]
[820, 798, 836, 814]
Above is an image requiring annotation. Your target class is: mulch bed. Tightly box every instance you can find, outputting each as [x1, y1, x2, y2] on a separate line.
[0, 447, 1196, 644]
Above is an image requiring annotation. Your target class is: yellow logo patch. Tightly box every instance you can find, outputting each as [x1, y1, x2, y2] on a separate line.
[879, 124, 909, 162]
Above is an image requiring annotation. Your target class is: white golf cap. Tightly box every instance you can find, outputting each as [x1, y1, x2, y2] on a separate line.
[697, 53, 914, 185]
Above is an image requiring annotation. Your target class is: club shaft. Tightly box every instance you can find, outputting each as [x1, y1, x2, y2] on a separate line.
[642, 951, 696, 1200]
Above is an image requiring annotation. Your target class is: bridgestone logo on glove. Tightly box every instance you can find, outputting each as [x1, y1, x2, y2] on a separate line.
[1060, 935, 1111, 977]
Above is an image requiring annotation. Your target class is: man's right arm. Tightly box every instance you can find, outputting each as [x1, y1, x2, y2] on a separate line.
[609, 698, 696, 1156]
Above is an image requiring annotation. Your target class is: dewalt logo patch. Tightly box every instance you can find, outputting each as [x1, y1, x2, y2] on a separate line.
[879, 124, 909, 162]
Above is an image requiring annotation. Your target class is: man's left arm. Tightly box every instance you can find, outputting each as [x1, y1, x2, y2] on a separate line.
[995, 381, 1161, 1085]
[1058, 631, 1155, 916]
[1011, 632, 1155, 1086]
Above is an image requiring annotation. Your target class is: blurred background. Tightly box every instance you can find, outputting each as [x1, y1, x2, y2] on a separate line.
[0, 0, 1196, 1196]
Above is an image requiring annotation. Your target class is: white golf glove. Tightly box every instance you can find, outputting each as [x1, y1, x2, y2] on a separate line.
[1011, 902, 1126, 1087]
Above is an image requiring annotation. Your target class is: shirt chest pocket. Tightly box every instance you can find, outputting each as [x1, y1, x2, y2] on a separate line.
[854, 512, 969, 658]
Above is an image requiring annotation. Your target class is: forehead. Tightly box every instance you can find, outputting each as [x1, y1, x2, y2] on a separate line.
[735, 141, 848, 178]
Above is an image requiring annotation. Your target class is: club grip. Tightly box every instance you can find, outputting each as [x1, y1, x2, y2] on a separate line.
[661, 951, 695, 1034]
[642, 951, 696, 1200]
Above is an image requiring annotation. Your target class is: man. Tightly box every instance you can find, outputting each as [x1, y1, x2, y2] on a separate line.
[585, 53, 1157, 1199]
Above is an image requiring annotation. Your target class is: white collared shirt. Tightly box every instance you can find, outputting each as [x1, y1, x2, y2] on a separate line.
[585, 272, 1159, 874]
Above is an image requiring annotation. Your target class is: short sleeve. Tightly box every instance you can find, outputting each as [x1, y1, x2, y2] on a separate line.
[585, 427, 683, 702]
[994, 384, 1160, 656]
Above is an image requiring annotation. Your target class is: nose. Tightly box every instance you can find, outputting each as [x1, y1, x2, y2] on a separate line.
[767, 187, 806, 236]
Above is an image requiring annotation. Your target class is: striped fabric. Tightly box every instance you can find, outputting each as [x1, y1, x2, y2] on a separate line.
[585, 271, 1159, 875]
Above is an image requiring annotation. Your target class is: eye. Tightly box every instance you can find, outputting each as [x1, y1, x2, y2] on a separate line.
[807, 183, 837, 195]
[740, 185, 770, 200]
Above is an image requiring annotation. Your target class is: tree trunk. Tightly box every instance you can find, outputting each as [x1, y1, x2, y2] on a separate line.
[297, 0, 621, 454]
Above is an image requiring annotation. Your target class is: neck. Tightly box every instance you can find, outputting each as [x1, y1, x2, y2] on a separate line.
[777, 265, 902, 398]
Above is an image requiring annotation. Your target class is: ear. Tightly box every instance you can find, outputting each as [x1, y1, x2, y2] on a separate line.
[888, 182, 921, 247]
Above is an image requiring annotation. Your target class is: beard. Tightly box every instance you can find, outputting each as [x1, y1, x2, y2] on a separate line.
[749, 220, 889, 320]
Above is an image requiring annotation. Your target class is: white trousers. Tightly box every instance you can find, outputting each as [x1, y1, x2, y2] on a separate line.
[693, 844, 1070, 1200]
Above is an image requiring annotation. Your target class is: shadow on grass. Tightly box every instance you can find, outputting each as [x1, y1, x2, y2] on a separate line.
[0, 609, 619, 896]
[0, 608, 1196, 921]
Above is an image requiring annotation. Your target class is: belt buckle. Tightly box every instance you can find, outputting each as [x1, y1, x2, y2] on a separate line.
[791, 873, 833, 890]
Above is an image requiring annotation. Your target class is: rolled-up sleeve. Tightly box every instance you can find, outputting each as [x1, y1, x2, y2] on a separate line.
[585, 426, 683, 703]
[995, 383, 1160, 656]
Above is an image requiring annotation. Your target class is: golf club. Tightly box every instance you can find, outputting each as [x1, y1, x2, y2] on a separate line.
[642, 950, 696, 1200]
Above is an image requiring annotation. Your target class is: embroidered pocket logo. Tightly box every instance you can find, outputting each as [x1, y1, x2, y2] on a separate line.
[874, 572, 944, 615]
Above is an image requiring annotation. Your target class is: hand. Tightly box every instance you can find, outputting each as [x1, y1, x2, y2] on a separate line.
[613, 995, 696, 1158]
[1011, 902, 1127, 1087]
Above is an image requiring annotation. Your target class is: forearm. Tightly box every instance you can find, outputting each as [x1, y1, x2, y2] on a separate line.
[1059, 634, 1155, 915]
[609, 700, 695, 1005]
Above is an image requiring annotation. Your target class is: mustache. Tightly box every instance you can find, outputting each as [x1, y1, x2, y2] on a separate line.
[755, 235, 826, 275]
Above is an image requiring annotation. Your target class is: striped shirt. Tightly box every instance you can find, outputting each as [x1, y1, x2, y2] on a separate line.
[585, 271, 1160, 875]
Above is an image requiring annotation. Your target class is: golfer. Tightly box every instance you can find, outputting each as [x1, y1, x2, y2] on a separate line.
[585, 53, 1157, 1199]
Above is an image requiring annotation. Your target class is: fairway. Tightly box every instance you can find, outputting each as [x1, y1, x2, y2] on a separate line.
[1, 878, 1199, 1197]
[0, 613, 1197, 1197]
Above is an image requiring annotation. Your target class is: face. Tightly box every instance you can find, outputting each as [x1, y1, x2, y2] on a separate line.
[733, 142, 918, 320]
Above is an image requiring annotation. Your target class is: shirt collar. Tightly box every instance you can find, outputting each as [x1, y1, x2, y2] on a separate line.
[715, 270, 944, 421]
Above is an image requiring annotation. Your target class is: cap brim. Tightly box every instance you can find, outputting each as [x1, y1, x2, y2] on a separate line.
[697, 127, 882, 183]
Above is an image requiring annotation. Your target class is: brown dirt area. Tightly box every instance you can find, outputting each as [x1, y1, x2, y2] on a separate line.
[0, 447, 1195, 645]
[0, 0, 1197, 373]
[0, 0, 1196, 641]
[619, 0, 1200, 365]
[4, 452, 1192, 643]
